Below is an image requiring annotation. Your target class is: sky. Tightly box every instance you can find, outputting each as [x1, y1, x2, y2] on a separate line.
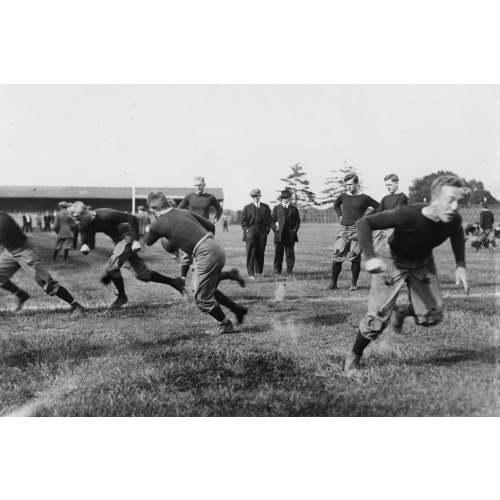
[1, 84, 498, 210]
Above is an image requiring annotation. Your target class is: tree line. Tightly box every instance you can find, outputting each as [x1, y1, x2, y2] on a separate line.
[278, 163, 497, 209]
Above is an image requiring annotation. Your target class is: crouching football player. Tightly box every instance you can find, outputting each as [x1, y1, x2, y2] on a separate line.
[69, 201, 185, 309]
[344, 175, 469, 372]
[145, 192, 248, 334]
[0, 211, 85, 316]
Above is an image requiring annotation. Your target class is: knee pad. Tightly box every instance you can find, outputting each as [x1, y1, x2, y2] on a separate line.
[359, 315, 388, 340]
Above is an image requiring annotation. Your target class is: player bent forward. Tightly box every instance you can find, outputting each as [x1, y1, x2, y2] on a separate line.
[344, 175, 469, 372]
[145, 192, 248, 334]
[0, 212, 85, 315]
[69, 202, 185, 309]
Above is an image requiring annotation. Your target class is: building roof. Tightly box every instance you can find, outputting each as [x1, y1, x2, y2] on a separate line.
[0, 186, 224, 200]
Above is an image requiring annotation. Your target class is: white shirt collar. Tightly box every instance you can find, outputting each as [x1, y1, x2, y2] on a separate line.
[253, 201, 260, 207]
[281, 201, 289, 208]
[156, 207, 174, 216]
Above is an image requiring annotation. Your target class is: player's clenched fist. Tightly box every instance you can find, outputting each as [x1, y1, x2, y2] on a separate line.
[364, 257, 386, 273]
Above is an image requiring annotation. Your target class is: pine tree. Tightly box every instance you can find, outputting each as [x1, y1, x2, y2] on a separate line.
[280, 163, 316, 207]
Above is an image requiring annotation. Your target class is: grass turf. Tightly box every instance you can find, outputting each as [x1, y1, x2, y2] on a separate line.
[0, 224, 498, 416]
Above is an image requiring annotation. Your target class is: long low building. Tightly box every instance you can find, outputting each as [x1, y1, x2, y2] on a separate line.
[0, 186, 224, 213]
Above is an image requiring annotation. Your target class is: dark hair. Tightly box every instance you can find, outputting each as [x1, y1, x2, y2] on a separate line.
[384, 174, 399, 182]
[344, 174, 358, 184]
[430, 175, 465, 198]
[147, 192, 170, 210]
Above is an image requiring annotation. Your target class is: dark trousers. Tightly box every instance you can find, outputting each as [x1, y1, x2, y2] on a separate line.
[246, 226, 268, 276]
[274, 231, 295, 274]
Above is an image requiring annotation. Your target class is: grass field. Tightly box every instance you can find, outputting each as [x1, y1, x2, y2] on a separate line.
[0, 223, 498, 417]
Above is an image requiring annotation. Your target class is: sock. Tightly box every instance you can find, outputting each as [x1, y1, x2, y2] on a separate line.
[407, 303, 416, 317]
[214, 289, 239, 313]
[352, 330, 371, 357]
[149, 271, 176, 286]
[0, 279, 21, 295]
[53, 250, 59, 261]
[111, 276, 126, 295]
[332, 262, 342, 284]
[63, 250, 69, 261]
[55, 286, 76, 305]
[351, 261, 361, 285]
[180, 264, 190, 279]
[209, 305, 227, 323]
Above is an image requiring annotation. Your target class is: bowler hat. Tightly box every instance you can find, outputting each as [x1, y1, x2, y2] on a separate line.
[280, 190, 291, 199]
[250, 188, 261, 197]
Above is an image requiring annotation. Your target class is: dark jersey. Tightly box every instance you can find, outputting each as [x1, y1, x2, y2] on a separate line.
[0, 212, 28, 251]
[479, 210, 494, 231]
[177, 192, 223, 220]
[334, 193, 380, 226]
[357, 203, 466, 267]
[79, 209, 139, 245]
[375, 192, 408, 212]
[145, 208, 215, 255]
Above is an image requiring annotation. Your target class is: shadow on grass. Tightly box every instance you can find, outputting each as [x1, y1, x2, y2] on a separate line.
[404, 347, 495, 367]
[1, 342, 109, 369]
[298, 313, 349, 326]
[445, 297, 497, 316]
[172, 351, 303, 392]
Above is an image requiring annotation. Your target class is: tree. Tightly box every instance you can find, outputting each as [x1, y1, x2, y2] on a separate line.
[464, 179, 497, 205]
[280, 163, 316, 208]
[408, 170, 458, 203]
[317, 159, 363, 207]
[408, 171, 498, 204]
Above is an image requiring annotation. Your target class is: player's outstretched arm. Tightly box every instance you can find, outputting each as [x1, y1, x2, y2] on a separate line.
[455, 267, 469, 295]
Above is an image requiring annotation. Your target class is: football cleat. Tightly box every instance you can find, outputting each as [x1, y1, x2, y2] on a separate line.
[11, 290, 30, 312]
[205, 319, 235, 335]
[343, 352, 361, 373]
[235, 305, 248, 325]
[70, 302, 86, 317]
[229, 268, 245, 287]
[109, 293, 128, 309]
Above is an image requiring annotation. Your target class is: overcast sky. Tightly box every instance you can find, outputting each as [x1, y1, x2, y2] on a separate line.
[1, 84, 497, 210]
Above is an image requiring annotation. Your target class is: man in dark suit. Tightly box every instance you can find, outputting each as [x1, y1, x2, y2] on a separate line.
[271, 190, 301, 275]
[241, 189, 272, 281]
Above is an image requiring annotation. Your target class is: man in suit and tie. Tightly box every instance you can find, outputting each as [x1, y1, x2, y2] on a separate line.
[241, 189, 272, 281]
[271, 190, 301, 275]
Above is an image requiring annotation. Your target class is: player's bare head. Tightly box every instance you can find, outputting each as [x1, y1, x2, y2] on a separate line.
[384, 174, 399, 193]
[430, 175, 465, 200]
[344, 174, 359, 184]
[148, 192, 170, 210]
[137, 205, 145, 212]
[344, 174, 359, 193]
[69, 201, 91, 224]
[430, 175, 465, 222]
[58, 201, 68, 209]
[194, 176, 205, 193]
